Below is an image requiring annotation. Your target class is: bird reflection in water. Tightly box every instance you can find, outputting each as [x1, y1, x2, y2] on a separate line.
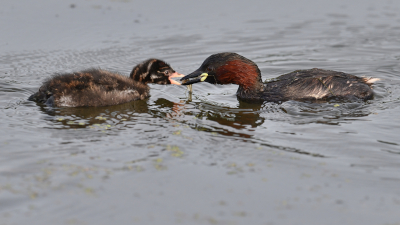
[36, 96, 266, 138]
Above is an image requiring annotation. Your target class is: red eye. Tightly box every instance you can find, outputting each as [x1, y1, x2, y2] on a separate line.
[207, 67, 212, 72]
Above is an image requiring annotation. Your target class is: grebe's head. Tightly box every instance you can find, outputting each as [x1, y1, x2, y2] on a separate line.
[130, 59, 183, 85]
[181, 53, 262, 90]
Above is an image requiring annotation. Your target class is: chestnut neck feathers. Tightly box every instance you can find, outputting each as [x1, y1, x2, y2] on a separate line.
[200, 53, 263, 90]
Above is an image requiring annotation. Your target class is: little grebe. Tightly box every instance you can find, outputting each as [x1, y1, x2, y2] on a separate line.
[29, 59, 183, 107]
[181, 52, 379, 103]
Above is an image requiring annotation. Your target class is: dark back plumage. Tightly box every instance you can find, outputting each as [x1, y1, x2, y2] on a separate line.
[260, 68, 375, 102]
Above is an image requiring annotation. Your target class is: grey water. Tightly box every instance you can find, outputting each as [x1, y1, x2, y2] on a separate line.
[1, 0, 400, 224]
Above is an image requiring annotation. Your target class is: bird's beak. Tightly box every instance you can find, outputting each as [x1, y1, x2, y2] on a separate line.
[180, 69, 208, 85]
[169, 72, 185, 85]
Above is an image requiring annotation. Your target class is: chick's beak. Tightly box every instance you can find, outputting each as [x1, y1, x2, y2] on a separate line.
[168, 72, 185, 85]
[180, 69, 208, 85]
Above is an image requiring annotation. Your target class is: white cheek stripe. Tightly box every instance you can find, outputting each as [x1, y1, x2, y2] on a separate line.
[150, 74, 159, 80]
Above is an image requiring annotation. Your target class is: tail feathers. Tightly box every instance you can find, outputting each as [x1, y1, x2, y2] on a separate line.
[362, 77, 380, 84]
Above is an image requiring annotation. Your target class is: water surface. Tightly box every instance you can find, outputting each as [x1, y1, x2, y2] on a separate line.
[1, 0, 400, 224]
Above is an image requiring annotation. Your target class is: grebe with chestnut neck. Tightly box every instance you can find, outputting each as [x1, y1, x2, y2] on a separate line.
[29, 59, 183, 107]
[181, 52, 379, 103]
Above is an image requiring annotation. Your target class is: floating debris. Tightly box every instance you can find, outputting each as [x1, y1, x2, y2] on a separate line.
[167, 145, 183, 157]
[155, 158, 163, 163]
[88, 124, 112, 130]
[172, 130, 182, 135]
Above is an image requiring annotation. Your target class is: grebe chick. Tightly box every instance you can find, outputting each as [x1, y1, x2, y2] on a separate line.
[181, 52, 379, 103]
[29, 59, 184, 107]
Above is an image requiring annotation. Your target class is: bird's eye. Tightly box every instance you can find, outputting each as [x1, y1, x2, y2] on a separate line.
[207, 67, 213, 72]
[164, 70, 169, 75]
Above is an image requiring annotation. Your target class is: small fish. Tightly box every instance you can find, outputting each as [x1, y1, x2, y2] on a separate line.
[187, 84, 193, 93]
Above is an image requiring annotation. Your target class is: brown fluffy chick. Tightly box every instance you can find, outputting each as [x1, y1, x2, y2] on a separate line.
[29, 59, 183, 107]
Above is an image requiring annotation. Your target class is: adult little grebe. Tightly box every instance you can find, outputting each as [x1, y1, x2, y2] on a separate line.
[29, 59, 183, 107]
[181, 52, 379, 103]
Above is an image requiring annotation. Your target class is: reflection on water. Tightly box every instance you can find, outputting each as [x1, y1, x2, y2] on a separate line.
[38, 100, 152, 129]
[35, 96, 265, 133]
[36, 93, 375, 136]
[30, 90, 379, 160]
